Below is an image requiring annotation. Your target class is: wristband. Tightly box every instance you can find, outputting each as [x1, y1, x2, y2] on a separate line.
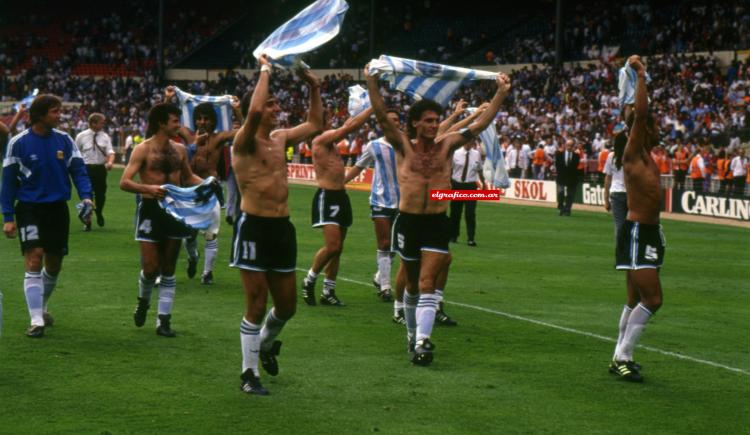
[260, 64, 272, 74]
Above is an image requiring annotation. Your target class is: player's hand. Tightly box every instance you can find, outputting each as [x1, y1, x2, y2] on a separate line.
[146, 185, 167, 199]
[496, 73, 511, 95]
[455, 99, 467, 113]
[195, 132, 208, 146]
[165, 86, 176, 100]
[364, 63, 377, 80]
[105, 162, 113, 170]
[604, 199, 611, 212]
[17, 104, 27, 114]
[4, 221, 17, 238]
[258, 54, 272, 69]
[628, 55, 645, 73]
[297, 67, 320, 88]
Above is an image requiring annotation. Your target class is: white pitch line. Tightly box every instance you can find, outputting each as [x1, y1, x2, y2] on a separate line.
[322, 272, 750, 377]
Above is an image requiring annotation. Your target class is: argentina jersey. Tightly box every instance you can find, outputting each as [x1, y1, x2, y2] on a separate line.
[356, 137, 399, 209]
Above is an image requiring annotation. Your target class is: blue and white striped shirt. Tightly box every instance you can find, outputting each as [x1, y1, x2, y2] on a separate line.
[356, 138, 400, 209]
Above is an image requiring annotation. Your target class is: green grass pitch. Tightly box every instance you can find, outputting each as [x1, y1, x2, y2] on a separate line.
[0, 170, 748, 434]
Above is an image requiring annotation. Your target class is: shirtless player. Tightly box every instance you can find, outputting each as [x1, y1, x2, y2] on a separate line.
[120, 103, 204, 338]
[610, 55, 666, 383]
[301, 107, 374, 307]
[366, 65, 511, 365]
[230, 55, 323, 395]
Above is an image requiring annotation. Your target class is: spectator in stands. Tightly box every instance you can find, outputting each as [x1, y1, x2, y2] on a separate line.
[531, 143, 546, 180]
[673, 142, 690, 190]
[730, 148, 747, 197]
[689, 146, 708, 194]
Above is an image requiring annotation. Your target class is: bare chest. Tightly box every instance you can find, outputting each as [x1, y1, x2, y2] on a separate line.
[147, 147, 182, 177]
[404, 149, 448, 180]
[313, 144, 344, 172]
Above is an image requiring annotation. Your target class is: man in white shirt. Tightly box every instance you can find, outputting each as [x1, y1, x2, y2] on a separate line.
[506, 136, 522, 178]
[450, 142, 485, 246]
[75, 113, 114, 230]
[730, 148, 747, 197]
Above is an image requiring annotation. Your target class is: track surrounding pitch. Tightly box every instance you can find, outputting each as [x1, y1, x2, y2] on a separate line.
[0, 171, 747, 434]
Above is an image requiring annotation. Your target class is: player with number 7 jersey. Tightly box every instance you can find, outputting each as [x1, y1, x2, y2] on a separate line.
[300, 107, 374, 308]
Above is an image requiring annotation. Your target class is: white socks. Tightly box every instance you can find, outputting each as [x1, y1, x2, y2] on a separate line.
[24, 272, 44, 326]
[416, 293, 440, 341]
[157, 275, 176, 315]
[259, 308, 287, 351]
[376, 250, 392, 290]
[204, 239, 218, 274]
[240, 318, 261, 376]
[322, 279, 335, 296]
[615, 303, 653, 361]
[613, 305, 633, 358]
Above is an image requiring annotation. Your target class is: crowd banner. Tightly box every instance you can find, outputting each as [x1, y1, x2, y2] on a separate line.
[497, 178, 557, 203]
[287, 163, 373, 187]
[671, 190, 750, 222]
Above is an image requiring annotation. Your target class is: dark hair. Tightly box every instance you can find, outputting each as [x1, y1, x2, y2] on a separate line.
[385, 108, 400, 117]
[146, 103, 181, 138]
[29, 94, 62, 125]
[613, 131, 627, 170]
[406, 99, 443, 138]
[193, 103, 217, 131]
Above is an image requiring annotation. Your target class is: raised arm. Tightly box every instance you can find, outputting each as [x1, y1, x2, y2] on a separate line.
[365, 65, 408, 152]
[446, 102, 489, 134]
[312, 107, 373, 148]
[624, 55, 648, 161]
[234, 56, 273, 154]
[280, 68, 324, 146]
[0, 121, 8, 138]
[9, 104, 26, 135]
[438, 99, 466, 136]
[214, 96, 243, 143]
[438, 74, 511, 152]
[468, 74, 510, 137]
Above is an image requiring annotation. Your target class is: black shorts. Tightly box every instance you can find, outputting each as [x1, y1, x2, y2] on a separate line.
[14, 201, 70, 256]
[391, 212, 450, 261]
[230, 213, 297, 273]
[311, 189, 352, 228]
[615, 220, 666, 270]
[370, 205, 398, 220]
[134, 198, 193, 242]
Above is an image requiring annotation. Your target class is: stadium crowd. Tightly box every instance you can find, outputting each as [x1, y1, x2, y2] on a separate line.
[2, 52, 749, 195]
